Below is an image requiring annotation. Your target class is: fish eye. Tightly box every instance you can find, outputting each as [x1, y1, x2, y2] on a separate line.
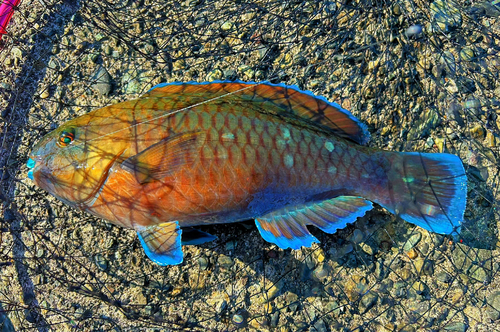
[57, 128, 76, 147]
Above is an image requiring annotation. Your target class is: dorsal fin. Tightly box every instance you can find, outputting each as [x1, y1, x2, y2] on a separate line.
[144, 81, 370, 145]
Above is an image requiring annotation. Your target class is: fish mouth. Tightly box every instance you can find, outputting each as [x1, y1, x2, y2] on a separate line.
[27, 158, 36, 180]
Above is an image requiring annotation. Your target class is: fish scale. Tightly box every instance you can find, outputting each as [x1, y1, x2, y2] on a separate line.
[27, 81, 467, 265]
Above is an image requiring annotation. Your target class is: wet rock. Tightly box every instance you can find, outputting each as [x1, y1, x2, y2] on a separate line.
[406, 24, 423, 37]
[92, 66, 112, 95]
[400, 268, 413, 281]
[375, 258, 387, 280]
[452, 243, 492, 283]
[40, 90, 50, 99]
[471, 266, 488, 283]
[407, 248, 418, 259]
[412, 281, 428, 295]
[206, 69, 223, 81]
[471, 2, 500, 18]
[216, 300, 227, 314]
[486, 291, 500, 320]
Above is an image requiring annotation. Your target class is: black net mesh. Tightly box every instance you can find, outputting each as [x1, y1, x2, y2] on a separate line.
[1, 0, 499, 331]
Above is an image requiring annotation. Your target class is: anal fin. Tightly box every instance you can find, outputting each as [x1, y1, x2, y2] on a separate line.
[137, 221, 183, 266]
[255, 196, 373, 250]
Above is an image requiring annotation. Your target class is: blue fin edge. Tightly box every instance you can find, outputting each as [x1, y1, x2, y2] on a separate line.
[147, 80, 370, 145]
[318, 198, 373, 234]
[137, 222, 184, 266]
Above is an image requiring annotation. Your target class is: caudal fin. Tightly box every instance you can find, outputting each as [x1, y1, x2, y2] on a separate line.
[380, 152, 467, 235]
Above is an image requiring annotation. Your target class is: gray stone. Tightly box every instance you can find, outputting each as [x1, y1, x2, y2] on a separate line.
[443, 321, 467, 332]
[324, 301, 341, 317]
[270, 310, 280, 327]
[460, 47, 475, 62]
[312, 263, 329, 282]
[436, 271, 452, 283]
[403, 232, 422, 252]
[92, 66, 112, 95]
[198, 257, 209, 270]
[94, 253, 108, 271]
[310, 319, 327, 332]
[124, 78, 141, 94]
[471, 266, 488, 283]
[486, 291, 500, 320]
[360, 291, 378, 313]
[393, 281, 407, 298]
[218, 255, 233, 269]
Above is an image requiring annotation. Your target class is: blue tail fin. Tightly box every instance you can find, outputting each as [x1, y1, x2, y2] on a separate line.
[380, 152, 467, 235]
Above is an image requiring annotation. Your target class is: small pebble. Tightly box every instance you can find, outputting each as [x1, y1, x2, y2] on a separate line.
[94, 253, 108, 271]
[170, 286, 183, 297]
[92, 66, 112, 96]
[403, 232, 422, 252]
[232, 314, 244, 324]
[407, 248, 418, 259]
[40, 90, 50, 99]
[217, 255, 233, 269]
[360, 291, 378, 313]
[406, 24, 423, 37]
[198, 257, 209, 270]
[436, 271, 452, 283]
[351, 229, 364, 244]
[443, 321, 467, 332]
[460, 47, 475, 62]
[412, 281, 427, 294]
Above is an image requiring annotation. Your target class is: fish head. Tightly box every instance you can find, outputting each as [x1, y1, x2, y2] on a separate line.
[28, 121, 121, 207]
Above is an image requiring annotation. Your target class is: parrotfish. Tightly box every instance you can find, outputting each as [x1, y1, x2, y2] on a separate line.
[27, 81, 467, 265]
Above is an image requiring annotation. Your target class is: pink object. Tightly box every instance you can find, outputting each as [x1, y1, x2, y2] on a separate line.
[0, 0, 20, 39]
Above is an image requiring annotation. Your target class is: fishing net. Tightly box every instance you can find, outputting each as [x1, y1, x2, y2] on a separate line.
[1, 0, 499, 330]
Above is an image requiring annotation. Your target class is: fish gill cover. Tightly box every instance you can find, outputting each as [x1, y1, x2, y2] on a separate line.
[0, 0, 499, 330]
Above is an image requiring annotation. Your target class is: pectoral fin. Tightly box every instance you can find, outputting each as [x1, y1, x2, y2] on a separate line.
[137, 222, 183, 265]
[121, 131, 206, 184]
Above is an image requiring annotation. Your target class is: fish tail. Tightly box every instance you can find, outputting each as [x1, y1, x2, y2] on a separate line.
[376, 152, 467, 235]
